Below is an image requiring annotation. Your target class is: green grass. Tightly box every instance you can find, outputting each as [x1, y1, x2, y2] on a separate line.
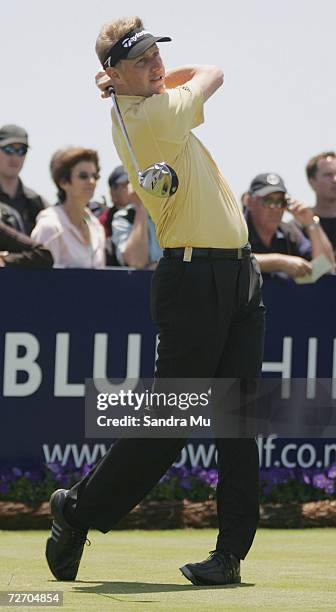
[0, 529, 335, 611]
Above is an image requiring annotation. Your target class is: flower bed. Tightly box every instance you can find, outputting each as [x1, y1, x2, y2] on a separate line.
[1, 462, 336, 529]
[1, 463, 336, 505]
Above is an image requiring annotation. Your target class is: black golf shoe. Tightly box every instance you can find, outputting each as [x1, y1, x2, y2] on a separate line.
[46, 489, 89, 581]
[180, 551, 241, 586]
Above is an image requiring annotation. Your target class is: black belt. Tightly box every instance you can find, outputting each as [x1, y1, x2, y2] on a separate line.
[163, 244, 251, 261]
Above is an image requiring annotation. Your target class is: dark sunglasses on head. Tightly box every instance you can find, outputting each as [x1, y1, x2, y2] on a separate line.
[0, 144, 28, 157]
[77, 171, 100, 181]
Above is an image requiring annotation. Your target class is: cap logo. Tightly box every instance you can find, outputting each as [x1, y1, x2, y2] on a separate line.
[103, 28, 170, 69]
[267, 174, 280, 186]
[122, 30, 149, 48]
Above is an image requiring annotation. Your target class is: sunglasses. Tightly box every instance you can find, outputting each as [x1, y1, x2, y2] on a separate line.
[76, 171, 100, 181]
[0, 144, 28, 157]
[260, 196, 287, 209]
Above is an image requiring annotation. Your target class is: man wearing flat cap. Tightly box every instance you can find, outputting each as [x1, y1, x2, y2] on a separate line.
[46, 16, 265, 588]
[0, 124, 49, 234]
[244, 173, 334, 278]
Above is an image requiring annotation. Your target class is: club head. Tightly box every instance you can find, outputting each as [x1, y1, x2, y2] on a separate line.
[139, 163, 179, 198]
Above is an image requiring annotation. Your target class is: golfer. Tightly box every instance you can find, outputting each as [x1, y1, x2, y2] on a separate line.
[46, 16, 265, 586]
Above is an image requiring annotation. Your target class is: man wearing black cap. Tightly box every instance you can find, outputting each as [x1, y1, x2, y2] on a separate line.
[99, 164, 162, 267]
[46, 17, 265, 587]
[245, 173, 334, 278]
[0, 124, 48, 235]
[98, 165, 131, 264]
[110, 165, 162, 268]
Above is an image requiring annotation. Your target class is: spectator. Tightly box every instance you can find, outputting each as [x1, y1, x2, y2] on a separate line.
[100, 165, 162, 267]
[112, 195, 162, 269]
[306, 151, 336, 249]
[98, 165, 130, 265]
[0, 221, 53, 268]
[240, 191, 250, 209]
[0, 124, 49, 234]
[32, 147, 105, 268]
[245, 173, 334, 278]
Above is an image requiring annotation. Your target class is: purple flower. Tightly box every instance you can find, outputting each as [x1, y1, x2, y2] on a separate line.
[0, 470, 13, 484]
[55, 473, 71, 486]
[0, 467, 22, 482]
[327, 463, 336, 480]
[190, 466, 203, 476]
[312, 473, 334, 494]
[260, 468, 291, 496]
[260, 468, 293, 487]
[0, 482, 9, 494]
[180, 477, 192, 489]
[303, 472, 311, 485]
[81, 464, 92, 477]
[174, 466, 189, 478]
[24, 470, 42, 482]
[196, 468, 218, 486]
[12, 467, 22, 478]
[325, 481, 335, 495]
[46, 462, 63, 476]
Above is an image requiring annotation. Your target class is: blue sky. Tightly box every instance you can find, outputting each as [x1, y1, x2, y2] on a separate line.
[2, 0, 335, 205]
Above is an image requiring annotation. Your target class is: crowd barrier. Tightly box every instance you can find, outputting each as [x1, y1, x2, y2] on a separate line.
[1, 268, 335, 471]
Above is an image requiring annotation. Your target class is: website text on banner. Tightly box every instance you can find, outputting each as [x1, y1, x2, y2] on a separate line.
[0, 268, 335, 470]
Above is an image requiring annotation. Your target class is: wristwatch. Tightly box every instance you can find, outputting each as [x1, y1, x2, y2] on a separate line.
[304, 215, 320, 231]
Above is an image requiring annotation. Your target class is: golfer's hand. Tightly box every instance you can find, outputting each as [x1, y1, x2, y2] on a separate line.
[95, 71, 113, 98]
[281, 255, 312, 278]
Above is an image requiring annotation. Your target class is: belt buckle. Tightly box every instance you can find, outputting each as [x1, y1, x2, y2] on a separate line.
[183, 247, 193, 262]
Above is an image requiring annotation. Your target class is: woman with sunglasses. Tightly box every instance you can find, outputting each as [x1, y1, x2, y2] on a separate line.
[32, 147, 105, 268]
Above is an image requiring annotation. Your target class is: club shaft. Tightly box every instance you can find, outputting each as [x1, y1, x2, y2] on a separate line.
[108, 88, 141, 176]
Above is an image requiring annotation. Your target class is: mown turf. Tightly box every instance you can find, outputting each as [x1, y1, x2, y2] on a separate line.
[0, 529, 335, 611]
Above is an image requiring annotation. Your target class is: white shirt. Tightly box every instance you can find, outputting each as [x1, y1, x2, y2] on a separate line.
[31, 205, 105, 268]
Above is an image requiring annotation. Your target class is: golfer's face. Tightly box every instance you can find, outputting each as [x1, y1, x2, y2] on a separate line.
[118, 45, 165, 97]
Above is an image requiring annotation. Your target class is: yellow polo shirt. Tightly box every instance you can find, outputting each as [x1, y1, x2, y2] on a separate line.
[111, 80, 248, 248]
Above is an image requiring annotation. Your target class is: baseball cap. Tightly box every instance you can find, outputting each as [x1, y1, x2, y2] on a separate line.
[250, 173, 287, 197]
[103, 28, 171, 68]
[0, 124, 29, 147]
[108, 165, 129, 188]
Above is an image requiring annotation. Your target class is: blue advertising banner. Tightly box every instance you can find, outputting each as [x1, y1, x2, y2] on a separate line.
[0, 268, 335, 471]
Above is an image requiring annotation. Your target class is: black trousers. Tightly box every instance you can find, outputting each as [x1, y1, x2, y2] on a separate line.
[67, 254, 265, 560]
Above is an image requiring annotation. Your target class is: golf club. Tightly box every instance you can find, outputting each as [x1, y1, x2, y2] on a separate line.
[107, 87, 179, 198]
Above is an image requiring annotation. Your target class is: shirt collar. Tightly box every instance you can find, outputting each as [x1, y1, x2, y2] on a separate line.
[0, 178, 36, 200]
[245, 209, 285, 245]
